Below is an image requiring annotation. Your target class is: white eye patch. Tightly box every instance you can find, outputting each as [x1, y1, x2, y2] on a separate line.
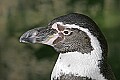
[51, 22, 72, 36]
[62, 30, 72, 35]
[52, 23, 59, 31]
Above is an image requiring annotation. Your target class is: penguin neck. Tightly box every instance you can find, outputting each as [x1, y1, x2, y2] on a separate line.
[51, 51, 106, 80]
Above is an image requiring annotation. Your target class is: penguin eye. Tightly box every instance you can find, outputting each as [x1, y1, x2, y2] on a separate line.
[64, 31, 69, 34]
[63, 30, 72, 35]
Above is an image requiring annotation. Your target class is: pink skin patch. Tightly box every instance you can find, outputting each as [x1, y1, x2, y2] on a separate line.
[52, 23, 65, 32]
[51, 23, 65, 44]
[57, 24, 65, 31]
[53, 32, 64, 44]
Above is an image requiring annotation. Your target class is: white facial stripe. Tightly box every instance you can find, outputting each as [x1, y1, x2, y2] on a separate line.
[56, 22, 80, 29]
[51, 23, 60, 32]
[52, 22, 66, 32]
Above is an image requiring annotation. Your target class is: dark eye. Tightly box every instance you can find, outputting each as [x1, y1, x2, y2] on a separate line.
[64, 31, 69, 34]
[63, 30, 72, 35]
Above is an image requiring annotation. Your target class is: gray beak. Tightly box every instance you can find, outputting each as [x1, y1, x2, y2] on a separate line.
[19, 27, 57, 44]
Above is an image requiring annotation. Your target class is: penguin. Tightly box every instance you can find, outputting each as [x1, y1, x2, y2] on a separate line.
[19, 13, 116, 80]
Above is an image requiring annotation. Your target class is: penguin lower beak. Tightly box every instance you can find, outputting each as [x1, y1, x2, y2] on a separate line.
[19, 27, 58, 45]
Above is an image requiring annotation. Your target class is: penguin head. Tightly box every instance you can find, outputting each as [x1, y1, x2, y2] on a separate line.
[20, 13, 107, 54]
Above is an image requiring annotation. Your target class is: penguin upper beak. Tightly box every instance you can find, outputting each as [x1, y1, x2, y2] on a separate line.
[19, 27, 58, 45]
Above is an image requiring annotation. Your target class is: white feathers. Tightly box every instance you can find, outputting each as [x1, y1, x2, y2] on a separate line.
[52, 23, 59, 31]
[51, 52, 106, 80]
[51, 22, 106, 80]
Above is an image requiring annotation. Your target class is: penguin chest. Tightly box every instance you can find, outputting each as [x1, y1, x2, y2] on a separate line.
[51, 52, 107, 80]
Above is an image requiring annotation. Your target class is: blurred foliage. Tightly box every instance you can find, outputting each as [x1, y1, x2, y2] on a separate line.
[0, 0, 120, 80]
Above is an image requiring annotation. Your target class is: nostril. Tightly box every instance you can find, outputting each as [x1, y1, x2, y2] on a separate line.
[28, 34, 32, 37]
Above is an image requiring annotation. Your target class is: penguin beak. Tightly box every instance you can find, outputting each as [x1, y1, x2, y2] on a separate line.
[19, 27, 59, 45]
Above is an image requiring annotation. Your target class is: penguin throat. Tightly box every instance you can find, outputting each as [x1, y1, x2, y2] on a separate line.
[51, 51, 106, 80]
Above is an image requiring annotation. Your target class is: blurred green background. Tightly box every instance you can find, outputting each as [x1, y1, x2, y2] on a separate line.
[0, 0, 120, 80]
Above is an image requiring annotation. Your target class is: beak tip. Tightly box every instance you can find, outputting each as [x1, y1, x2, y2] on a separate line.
[19, 36, 25, 43]
[19, 33, 30, 43]
[19, 34, 36, 43]
[19, 31, 32, 43]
